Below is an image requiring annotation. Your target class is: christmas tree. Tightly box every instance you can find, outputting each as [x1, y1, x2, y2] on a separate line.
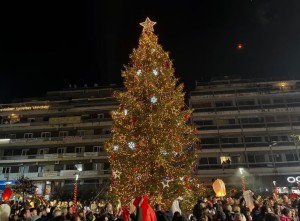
[105, 17, 203, 208]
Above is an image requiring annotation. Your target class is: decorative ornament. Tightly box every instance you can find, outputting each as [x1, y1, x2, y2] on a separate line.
[152, 69, 158, 76]
[194, 128, 200, 134]
[112, 170, 122, 179]
[151, 96, 158, 103]
[183, 176, 189, 182]
[132, 166, 137, 172]
[161, 181, 170, 189]
[124, 109, 128, 115]
[128, 141, 135, 150]
[113, 145, 119, 151]
[140, 17, 156, 32]
[137, 70, 142, 75]
[184, 114, 191, 119]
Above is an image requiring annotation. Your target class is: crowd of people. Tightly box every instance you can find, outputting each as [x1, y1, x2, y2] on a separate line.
[1, 193, 300, 221]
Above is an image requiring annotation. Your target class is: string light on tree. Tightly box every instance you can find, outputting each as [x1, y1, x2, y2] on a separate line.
[104, 17, 204, 209]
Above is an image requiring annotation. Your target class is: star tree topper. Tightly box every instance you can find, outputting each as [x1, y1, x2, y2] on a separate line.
[140, 17, 156, 32]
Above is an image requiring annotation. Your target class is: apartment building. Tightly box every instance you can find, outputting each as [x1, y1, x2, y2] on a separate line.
[190, 77, 300, 194]
[0, 85, 119, 199]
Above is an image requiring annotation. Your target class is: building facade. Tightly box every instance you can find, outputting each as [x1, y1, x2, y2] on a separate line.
[0, 86, 119, 199]
[189, 78, 300, 194]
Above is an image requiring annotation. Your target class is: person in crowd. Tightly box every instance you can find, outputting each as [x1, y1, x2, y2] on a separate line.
[155, 204, 170, 221]
[193, 199, 203, 221]
[280, 208, 291, 221]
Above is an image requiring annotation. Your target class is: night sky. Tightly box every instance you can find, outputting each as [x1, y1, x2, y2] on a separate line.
[1, 0, 300, 103]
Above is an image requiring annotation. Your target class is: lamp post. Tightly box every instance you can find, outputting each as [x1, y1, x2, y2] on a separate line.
[72, 173, 79, 214]
[239, 168, 246, 192]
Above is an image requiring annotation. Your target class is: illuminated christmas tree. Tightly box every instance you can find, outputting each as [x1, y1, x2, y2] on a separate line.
[105, 17, 203, 208]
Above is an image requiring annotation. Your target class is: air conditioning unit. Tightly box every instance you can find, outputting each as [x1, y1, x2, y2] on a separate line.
[55, 161, 59, 165]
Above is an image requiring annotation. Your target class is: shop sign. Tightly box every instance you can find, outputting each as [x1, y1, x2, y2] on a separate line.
[287, 176, 300, 183]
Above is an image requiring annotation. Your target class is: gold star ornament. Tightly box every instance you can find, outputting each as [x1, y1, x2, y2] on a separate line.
[140, 17, 156, 32]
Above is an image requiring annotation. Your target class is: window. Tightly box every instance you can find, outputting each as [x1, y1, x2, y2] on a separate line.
[197, 120, 214, 126]
[260, 99, 270, 104]
[38, 149, 49, 155]
[208, 157, 218, 164]
[75, 147, 84, 153]
[54, 164, 64, 171]
[7, 134, 16, 139]
[41, 132, 51, 138]
[84, 163, 93, 170]
[273, 99, 284, 104]
[244, 137, 262, 142]
[77, 130, 85, 136]
[28, 165, 38, 173]
[24, 133, 33, 138]
[59, 131, 69, 137]
[66, 164, 76, 170]
[98, 113, 104, 119]
[286, 153, 298, 161]
[57, 148, 65, 154]
[215, 102, 233, 107]
[2, 167, 10, 174]
[237, 100, 255, 106]
[221, 137, 239, 143]
[21, 149, 29, 156]
[28, 118, 35, 123]
[201, 138, 219, 144]
[199, 158, 208, 165]
[93, 146, 103, 152]
[248, 154, 266, 163]
[280, 136, 289, 142]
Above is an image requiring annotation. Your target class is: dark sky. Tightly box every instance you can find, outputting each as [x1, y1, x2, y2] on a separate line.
[1, 0, 300, 103]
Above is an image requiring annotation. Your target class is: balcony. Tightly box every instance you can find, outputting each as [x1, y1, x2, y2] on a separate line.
[0, 151, 108, 163]
[0, 119, 113, 132]
[0, 135, 111, 147]
[1, 170, 111, 181]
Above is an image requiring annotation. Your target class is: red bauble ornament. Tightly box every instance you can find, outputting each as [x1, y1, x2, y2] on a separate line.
[111, 155, 116, 160]
[131, 117, 137, 125]
[2, 187, 12, 201]
[194, 128, 200, 134]
[132, 166, 137, 172]
[184, 114, 191, 119]
[184, 176, 189, 182]
[165, 62, 170, 69]
[186, 184, 191, 189]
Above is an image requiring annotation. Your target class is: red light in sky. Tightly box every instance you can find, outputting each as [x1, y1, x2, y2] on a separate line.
[237, 43, 243, 49]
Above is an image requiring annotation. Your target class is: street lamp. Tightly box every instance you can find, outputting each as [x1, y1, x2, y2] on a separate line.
[73, 165, 82, 214]
[239, 168, 246, 192]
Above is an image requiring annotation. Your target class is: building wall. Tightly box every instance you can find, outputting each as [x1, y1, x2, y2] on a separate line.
[189, 78, 300, 193]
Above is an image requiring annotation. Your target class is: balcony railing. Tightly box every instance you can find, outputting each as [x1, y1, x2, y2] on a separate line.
[0, 135, 111, 146]
[197, 160, 300, 170]
[0, 151, 108, 161]
[0, 170, 111, 180]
